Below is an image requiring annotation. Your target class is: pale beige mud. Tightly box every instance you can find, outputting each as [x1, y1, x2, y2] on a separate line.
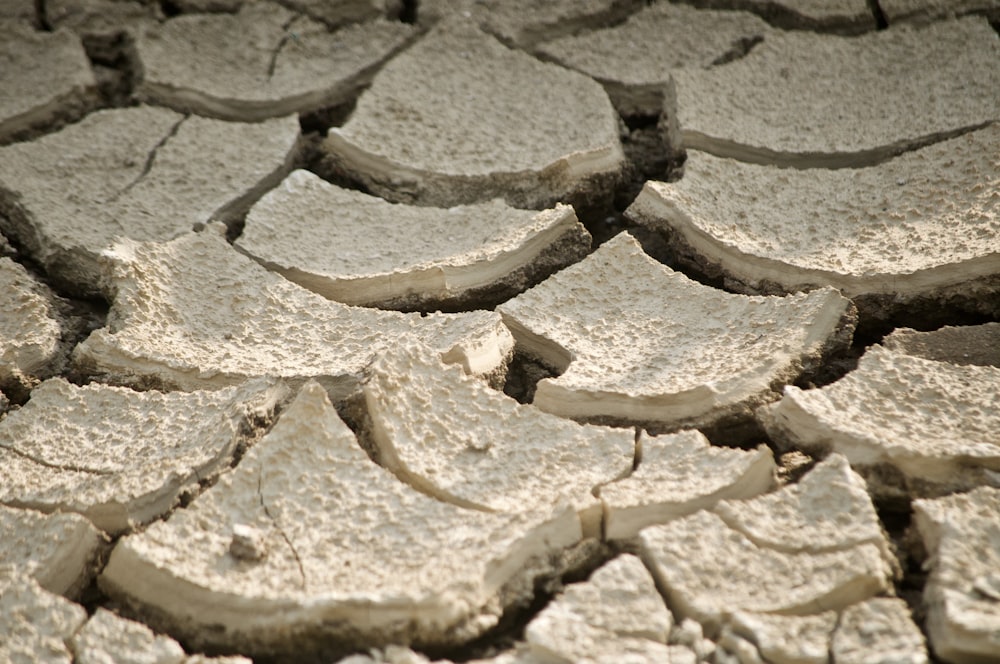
[627, 125, 1000, 319]
[73, 608, 187, 664]
[913, 486, 1000, 663]
[0, 378, 285, 534]
[666, 17, 1000, 167]
[676, 0, 875, 32]
[362, 345, 633, 536]
[497, 232, 854, 436]
[0, 107, 300, 295]
[136, 3, 413, 121]
[883, 323, 1000, 367]
[277, 0, 400, 29]
[599, 429, 775, 539]
[72, 229, 513, 398]
[536, 3, 770, 116]
[236, 170, 590, 310]
[0, 257, 65, 397]
[0, 23, 97, 144]
[880, 0, 1000, 23]
[0, 571, 87, 664]
[100, 382, 582, 659]
[760, 345, 1000, 501]
[323, 18, 625, 208]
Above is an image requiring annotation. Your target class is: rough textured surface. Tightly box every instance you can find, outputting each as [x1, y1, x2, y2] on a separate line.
[883, 323, 1000, 367]
[676, 0, 875, 32]
[914, 486, 1000, 663]
[72, 608, 187, 664]
[100, 382, 582, 659]
[536, 3, 771, 116]
[0, 378, 286, 534]
[0, 257, 65, 397]
[0, 23, 98, 144]
[880, 0, 1000, 23]
[761, 345, 1000, 501]
[72, 229, 514, 398]
[47, 0, 156, 40]
[323, 19, 625, 209]
[236, 170, 591, 310]
[363, 345, 633, 536]
[727, 610, 837, 664]
[136, 3, 413, 121]
[627, 125, 1000, 315]
[600, 429, 775, 539]
[0, 571, 88, 664]
[832, 598, 928, 664]
[498, 232, 854, 435]
[276, 0, 400, 29]
[0, 107, 300, 295]
[667, 17, 1000, 167]
[0, 505, 104, 597]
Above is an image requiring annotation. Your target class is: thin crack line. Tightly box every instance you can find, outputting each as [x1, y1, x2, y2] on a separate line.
[0, 443, 112, 475]
[257, 470, 307, 590]
[109, 114, 188, 202]
[267, 15, 303, 80]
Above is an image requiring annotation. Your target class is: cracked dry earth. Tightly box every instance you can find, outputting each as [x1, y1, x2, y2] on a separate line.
[2, 1, 1000, 663]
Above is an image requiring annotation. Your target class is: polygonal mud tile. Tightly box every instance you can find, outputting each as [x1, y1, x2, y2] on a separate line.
[627, 124, 1000, 321]
[639, 455, 895, 637]
[47, 0, 156, 41]
[599, 429, 775, 539]
[913, 486, 1000, 663]
[880, 0, 1000, 24]
[100, 382, 583, 659]
[361, 345, 633, 537]
[0, 106, 299, 295]
[676, 0, 875, 33]
[0, 377, 286, 535]
[72, 229, 513, 397]
[523, 554, 682, 663]
[760, 345, 1000, 501]
[496, 232, 854, 437]
[0, 23, 98, 145]
[323, 18, 625, 209]
[883, 323, 1000, 367]
[279, 0, 400, 28]
[725, 610, 837, 664]
[535, 3, 770, 117]
[0, 257, 65, 398]
[665, 17, 1000, 167]
[832, 598, 928, 664]
[235, 169, 590, 310]
[135, 3, 413, 121]
[418, 0, 644, 49]
[0, 505, 104, 597]
[72, 608, 187, 664]
[0, 570, 87, 664]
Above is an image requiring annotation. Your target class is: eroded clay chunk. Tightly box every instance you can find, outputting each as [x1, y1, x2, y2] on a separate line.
[277, 0, 398, 29]
[497, 232, 854, 436]
[535, 3, 770, 116]
[676, 0, 875, 32]
[913, 486, 1000, 663]
[236, 169, 591, 310]
[0, 23, 97, 144]
[0, 107, 299, 295]
[72, 608, 186, 664]
[760, 345, 1000, 501]
[323, 19, 625, 208]
[0, 257, 64, 398]
[600, 429, 775, 539]
[0, 571, 87, 664]
[627, 125, 1000, 319]
[883, 323, 1000, 367]
[99, 382, 582, 658]
[0, 505, 103, 597]
[666, 17, 1000, 167]
[72, 229, 513, 398]
[726, 611, 837, 664]
[832, 598, 928, 664]
[0, 377, 286, 535]
[362, 345, 633, 536]
[136, 3, 413, 121]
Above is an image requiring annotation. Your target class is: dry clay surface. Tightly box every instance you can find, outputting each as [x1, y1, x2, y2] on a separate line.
[2, 0, 1000, 662]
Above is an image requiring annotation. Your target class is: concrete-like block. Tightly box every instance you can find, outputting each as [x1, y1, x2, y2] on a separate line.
[761, 345, 1000, 501]
[832, 598, 928, 664]
[236, 169, 591, 310]
[883, 323, 1000, 368]
[0, 571, 87, 664]
[667, 17, 1000, 167]
[913, 486, 1000, 663]
[600, 429, 775, 539]
[99, 382, 582, 658]
[0, 107, 300, 295]
[136, 3, 413, 121]
[627, 125, 1000, 319]
[72, 229, 514, 398]
[71, 608, 186, 664]
[497, 232, 854, 436]
[727, 610, 837, 664]
[323, 19, 625, 208]
[0, 377, 286, 534]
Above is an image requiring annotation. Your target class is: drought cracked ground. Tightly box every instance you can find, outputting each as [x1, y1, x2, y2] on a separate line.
[1, 0, 999, 662]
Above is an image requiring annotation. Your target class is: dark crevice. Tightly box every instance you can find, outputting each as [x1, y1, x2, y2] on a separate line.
[710, 35, 764, 67]
[399, 0, 417, 24]
[257, 470, 308, 590]
[0, 444, 111, 475]
[81, 30, 142, 108]
[159, 0, 181, 17]
[501, 351, 560, 405]
[109, 115, 188, 202]
[867, 0, 890, 29]
[35, 0, 52, 30]
[267, 16, 303, 80]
